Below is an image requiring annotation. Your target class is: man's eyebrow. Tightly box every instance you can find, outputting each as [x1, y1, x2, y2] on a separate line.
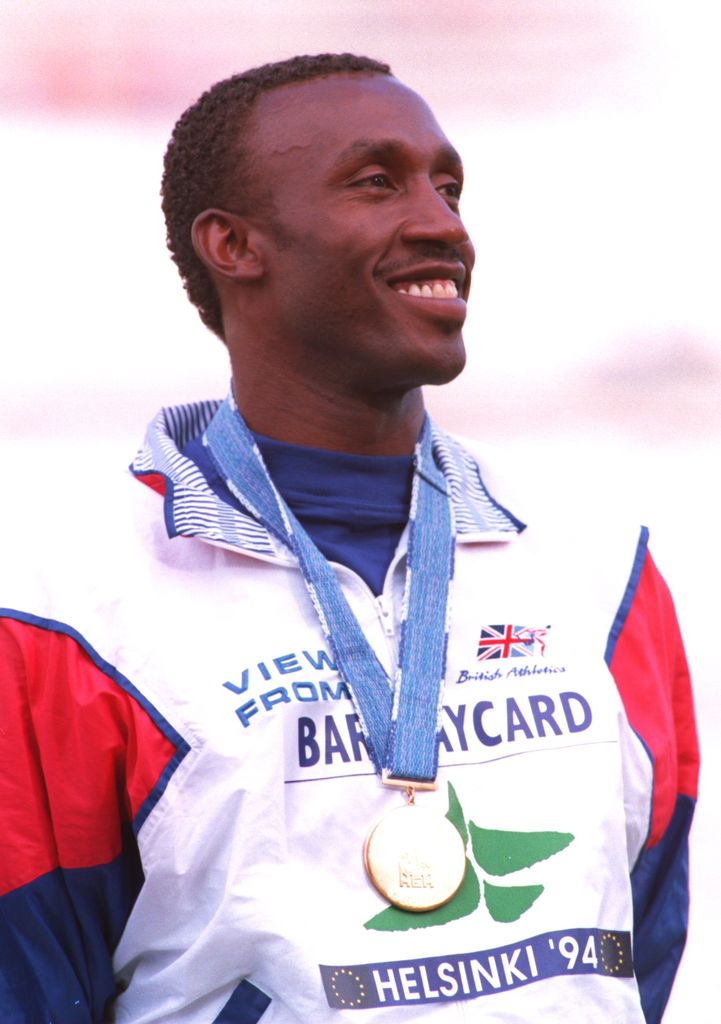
[331, 138, 463, 172]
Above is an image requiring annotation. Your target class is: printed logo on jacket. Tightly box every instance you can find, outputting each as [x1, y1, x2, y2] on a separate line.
[320, 928, 632, 1009]
[216, 622, 608, 786]
[318, 777, 633, 1009]
[218, 622, 632, 1012]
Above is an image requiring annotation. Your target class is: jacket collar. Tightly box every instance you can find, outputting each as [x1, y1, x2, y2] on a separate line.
[130, 396, 524, 558]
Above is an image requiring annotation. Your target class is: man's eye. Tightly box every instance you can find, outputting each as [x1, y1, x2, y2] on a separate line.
[439, 181, 462, 200]
[355, 173, 392, 189]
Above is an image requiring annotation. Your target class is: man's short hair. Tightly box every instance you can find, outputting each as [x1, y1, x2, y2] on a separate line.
[161, 53, 392, 340]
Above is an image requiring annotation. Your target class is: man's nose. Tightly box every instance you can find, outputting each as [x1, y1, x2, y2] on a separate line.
[400, 179, 470, 249]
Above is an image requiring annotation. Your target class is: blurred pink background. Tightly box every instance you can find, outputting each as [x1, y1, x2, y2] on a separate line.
[1, 3, 719, 1017]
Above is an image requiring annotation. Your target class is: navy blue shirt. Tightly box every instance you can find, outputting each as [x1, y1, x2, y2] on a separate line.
[181, 433, 413, 596]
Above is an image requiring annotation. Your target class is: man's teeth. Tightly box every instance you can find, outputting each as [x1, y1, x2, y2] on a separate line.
[395, 279, 458, 299]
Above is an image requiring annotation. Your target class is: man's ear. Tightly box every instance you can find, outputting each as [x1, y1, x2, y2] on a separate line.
[191, 209, 265, 282]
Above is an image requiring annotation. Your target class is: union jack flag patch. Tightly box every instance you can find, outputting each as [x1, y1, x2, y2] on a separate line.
[477, 624, 549, 661]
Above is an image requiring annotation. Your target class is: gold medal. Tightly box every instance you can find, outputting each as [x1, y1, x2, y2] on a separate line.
[364, 796, 466, 912]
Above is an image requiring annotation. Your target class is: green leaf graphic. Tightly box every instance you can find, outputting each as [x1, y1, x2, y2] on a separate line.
[483, 880, 544, 923]
[445, 782, 468, 847]
[362, 785, 574, 931]
[468, 823, 574, 876]
[364, 857, 480, 931]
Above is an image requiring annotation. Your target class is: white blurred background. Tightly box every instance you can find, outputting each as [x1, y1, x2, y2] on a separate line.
[1, 2, 719, 1018]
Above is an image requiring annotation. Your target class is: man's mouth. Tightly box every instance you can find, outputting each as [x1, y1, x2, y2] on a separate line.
[391, 278, 459, 299]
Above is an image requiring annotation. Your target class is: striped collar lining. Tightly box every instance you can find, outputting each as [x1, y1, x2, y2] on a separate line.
[130, 397, 524, 557]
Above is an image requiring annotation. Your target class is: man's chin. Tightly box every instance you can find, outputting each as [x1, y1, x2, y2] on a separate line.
[415, 337, 467, 387]
[378, 351, 467, 397]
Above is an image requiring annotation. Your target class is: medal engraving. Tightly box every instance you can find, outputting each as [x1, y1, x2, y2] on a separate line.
[364, 803, 466, 911]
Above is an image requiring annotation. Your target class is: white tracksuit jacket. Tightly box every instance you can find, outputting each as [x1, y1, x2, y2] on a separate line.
[0, 398, 698, 1024]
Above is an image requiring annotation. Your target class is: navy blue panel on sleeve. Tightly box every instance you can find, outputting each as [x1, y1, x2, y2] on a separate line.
[212, 978, 271, 1023]
[631, 793, 695, 1024]
[0, 828, 143, 1024]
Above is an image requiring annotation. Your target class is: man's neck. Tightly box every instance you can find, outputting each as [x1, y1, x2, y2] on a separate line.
[231, 372, 425, 456]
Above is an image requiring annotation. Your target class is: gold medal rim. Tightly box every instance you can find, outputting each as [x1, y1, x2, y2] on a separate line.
[364, 803, 466, 912]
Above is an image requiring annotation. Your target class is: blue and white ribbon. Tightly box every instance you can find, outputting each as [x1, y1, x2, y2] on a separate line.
[204, 394, 455, 783]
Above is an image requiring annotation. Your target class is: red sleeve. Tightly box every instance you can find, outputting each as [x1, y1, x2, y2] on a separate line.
[606, 536, 699, 1023]
[607, 544, 699, 846]
[1, 611, 188, 1022]
[0, 612, 183, 895]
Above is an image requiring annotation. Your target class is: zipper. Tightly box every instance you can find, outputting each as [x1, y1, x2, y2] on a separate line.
[329, 561, 402, 675]
[374, 594, 395, 637]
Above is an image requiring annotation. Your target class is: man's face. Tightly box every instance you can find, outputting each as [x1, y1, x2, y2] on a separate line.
[246, 73, 475, 398]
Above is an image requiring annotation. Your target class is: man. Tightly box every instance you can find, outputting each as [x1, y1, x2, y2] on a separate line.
[0, 54, 698, 1023]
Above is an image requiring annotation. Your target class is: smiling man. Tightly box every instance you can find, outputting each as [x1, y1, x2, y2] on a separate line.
[0, 55, 698, 1024]
[179, 63, 474, 455]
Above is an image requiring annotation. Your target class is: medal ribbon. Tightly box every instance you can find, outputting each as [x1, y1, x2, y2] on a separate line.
[204, 394, 455, 783]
